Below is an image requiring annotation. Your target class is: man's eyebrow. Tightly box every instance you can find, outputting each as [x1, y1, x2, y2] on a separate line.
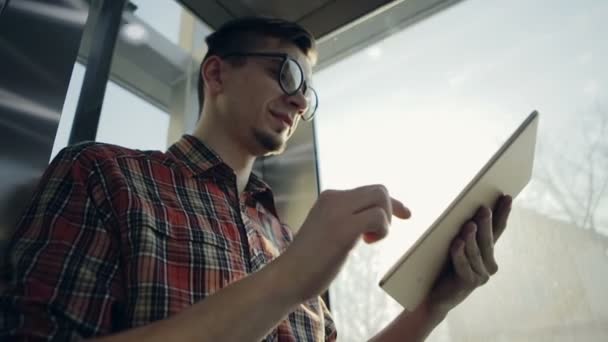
[262, 59, 282, 69]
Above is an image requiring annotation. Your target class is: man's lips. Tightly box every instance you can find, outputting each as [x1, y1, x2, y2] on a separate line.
[270, 110, 293, 127]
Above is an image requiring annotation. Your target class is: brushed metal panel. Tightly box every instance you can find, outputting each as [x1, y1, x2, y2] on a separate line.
[0, 0, 89, 244]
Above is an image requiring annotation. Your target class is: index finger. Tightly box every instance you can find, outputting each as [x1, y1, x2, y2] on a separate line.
[348, 185, 411, 220]
[391, 198, 411, 219]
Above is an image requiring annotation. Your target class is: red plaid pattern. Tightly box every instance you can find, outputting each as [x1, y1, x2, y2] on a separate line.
[0, 135, 337, 341]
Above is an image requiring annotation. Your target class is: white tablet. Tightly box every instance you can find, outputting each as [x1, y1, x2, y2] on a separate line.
[379, 111, 539, 311]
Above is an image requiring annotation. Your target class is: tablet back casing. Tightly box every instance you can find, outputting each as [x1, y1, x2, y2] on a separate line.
[379, 111, 539, 311]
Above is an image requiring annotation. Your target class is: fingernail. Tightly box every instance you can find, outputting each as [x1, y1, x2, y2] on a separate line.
[469, 222, 477, 232]
[477, 207, 491, 219]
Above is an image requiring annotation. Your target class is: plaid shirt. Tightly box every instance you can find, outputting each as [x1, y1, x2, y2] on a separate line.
[1, 135, 337, 341]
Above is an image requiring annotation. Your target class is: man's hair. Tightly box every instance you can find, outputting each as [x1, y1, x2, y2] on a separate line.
[197, 16, 317, 114]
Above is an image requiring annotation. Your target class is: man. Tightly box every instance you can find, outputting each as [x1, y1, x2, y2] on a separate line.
[0, 17, 512, 341]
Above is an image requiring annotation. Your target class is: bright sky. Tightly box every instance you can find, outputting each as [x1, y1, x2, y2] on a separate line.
[314, 0, 608, 265]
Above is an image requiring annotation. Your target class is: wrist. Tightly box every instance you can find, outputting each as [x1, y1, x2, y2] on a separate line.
[369, 300, 448, 342]
[419, 298, 448, 326]
[265, 254, 304, 306]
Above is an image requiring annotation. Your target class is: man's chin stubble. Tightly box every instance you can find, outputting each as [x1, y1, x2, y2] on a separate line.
[253, 129, 287, 156]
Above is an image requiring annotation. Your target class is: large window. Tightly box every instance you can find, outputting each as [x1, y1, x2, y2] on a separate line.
[129, 0, 182, 44]
[95, 81, 170, 150]
[52, 62, 86, 159]
[316, 0, 608, 340]
[53, 0, 211, 157]
[52, 64, 170, 157]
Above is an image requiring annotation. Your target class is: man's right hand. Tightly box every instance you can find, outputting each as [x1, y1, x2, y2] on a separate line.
[276, 184, 411, 302]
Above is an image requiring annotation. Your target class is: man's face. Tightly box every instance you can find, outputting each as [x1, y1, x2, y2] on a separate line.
[218, 39, 313, 156]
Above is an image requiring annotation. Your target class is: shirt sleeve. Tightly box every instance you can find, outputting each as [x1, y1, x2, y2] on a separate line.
[0, 145, 123, 340]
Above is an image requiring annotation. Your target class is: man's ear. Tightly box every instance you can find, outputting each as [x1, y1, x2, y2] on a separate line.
[202, 56, 223, 96]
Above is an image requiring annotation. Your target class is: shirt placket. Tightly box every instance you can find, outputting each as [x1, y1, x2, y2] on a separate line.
[238, 193, 279, 342]
[239, 192, 269, 272]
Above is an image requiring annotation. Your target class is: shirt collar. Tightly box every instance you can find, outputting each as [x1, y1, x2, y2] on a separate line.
[167, 135, 273, 196]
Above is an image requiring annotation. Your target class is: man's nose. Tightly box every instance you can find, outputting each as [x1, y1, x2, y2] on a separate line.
[286, 91, 308, 116]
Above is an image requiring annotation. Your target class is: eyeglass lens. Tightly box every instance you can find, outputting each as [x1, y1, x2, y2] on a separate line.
[280, 58, 317, 120]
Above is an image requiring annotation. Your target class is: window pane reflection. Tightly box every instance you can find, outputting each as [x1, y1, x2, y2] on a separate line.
[316, 0, 608, 340]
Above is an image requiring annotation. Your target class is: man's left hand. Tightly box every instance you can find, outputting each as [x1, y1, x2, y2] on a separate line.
[424, 194, 513, 320]
[368, 195, 513, 342]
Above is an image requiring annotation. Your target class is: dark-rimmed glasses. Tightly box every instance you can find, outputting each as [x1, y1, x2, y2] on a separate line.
[221, 52, 318, 121]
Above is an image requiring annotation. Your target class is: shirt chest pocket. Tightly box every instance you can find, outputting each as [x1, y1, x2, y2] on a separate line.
[123, 212, 245, 290]
[142, 218, 231, 268]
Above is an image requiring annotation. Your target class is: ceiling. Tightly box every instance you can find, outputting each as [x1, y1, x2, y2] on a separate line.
[178, 0, 462, 70]
[178, 0, 393, 38]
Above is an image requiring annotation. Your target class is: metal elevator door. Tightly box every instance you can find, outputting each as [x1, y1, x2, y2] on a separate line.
[0, 0, 90, 258]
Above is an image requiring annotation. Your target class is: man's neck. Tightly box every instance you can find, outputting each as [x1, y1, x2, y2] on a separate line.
[191, 124, 256, 195]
